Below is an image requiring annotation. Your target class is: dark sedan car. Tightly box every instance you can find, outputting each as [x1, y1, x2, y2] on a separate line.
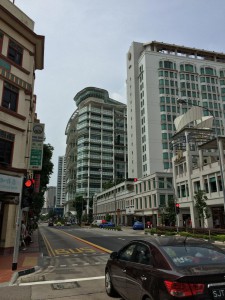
[99, 222, 115, 228]
[105, 236, 225, 300]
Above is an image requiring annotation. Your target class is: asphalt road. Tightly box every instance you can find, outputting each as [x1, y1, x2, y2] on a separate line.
[0, 224, 144, 300]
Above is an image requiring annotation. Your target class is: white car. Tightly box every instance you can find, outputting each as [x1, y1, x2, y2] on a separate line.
[92, 220, 104, 226]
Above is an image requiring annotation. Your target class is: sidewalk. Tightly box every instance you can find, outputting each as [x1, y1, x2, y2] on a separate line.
[0, 228, 41, 286]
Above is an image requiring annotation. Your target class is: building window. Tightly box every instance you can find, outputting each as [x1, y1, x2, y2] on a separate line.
[181, 184, 186, 197]
[159, 194, 166, 206]
[217, 176, 222, 191]
[185, 64, 194, 72]
[8, 40, 23, 65]
[2, 82, 19, 112]
[0, 31, 3, 53]
[0, 130, 14, 165]
[158, 178, 164, 188]
[194, 181, 200, 192]
[209, 177, 217, 192]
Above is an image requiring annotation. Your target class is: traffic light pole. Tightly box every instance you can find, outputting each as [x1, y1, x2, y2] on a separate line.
[12, 177, 23, 271]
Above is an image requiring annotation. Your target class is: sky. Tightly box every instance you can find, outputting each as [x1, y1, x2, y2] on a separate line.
[13, 0, 225, 186]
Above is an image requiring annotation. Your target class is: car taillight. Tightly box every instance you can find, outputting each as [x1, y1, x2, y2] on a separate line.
[164, 280, 204, 297]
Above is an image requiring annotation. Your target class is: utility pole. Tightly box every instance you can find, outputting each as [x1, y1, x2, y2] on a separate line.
[12, 177, 23, 270]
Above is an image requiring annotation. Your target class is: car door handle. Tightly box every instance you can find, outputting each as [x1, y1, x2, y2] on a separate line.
[122, 269, 126, 273]
[141, 275, 147, 281]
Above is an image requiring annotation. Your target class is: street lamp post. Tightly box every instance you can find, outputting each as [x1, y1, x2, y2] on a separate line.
[99, 169, 103, 192]
[177, 98, 225, 213]
[114, 181, 117, 226]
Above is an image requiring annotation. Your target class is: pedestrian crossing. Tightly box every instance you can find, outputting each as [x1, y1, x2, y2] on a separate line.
[43, 252, 109, 269]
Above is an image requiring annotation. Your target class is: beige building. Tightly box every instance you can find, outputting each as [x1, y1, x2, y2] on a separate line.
[172, 106, 225, 228]
[0, 0, 44, 253]
[93, 172, 174, 227]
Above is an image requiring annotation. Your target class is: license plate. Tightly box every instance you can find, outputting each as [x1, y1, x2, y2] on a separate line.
[212, 289, 225, 299]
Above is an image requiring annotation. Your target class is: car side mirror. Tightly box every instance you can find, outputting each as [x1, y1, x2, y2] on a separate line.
[110, 251, 118, 259]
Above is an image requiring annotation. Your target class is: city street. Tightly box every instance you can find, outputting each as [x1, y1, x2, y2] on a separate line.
[0, 224, 145, 300]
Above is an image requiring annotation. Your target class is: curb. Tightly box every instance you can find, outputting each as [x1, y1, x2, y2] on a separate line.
[10, 265, 40, 286]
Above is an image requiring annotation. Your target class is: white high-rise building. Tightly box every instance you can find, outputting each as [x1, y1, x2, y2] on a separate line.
[56, 156, 66, 207]
[127, 41, 225, 179]
[64, 87, 127, 214]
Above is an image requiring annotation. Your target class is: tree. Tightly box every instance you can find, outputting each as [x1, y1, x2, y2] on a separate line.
[31, 143, 54, 220]
[102, 178, 124, 190]
[88, 197, 93, 223]
[194, 190, 210, 228]
[166, 198, 177, 226]
[73, 195, 85, 225]
[106, 213, 111, 222]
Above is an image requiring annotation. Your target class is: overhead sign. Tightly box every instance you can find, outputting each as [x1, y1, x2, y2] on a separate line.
[0, 174, 22, 193]
[29, 123, 45, 170]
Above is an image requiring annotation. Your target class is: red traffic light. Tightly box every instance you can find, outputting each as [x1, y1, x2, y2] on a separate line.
[24, 179, 35, 188]
[134, 178, 138, 182]
[176, 203, 180, 207]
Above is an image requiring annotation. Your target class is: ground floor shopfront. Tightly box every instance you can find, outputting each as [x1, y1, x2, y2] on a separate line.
[96, 204, 225, 229]
[0, 174, 23, 254]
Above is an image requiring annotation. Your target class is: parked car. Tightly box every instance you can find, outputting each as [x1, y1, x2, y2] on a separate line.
[65, 221, 71, 226]
[48, 221, 54, 226]
[99, 222, 115, 228]
[92, 220, 106, 226]
[132, 221, 144, 230]
[105, 236, 225, 300]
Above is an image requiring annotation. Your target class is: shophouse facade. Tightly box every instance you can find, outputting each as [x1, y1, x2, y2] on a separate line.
[0, 0, 44, 253]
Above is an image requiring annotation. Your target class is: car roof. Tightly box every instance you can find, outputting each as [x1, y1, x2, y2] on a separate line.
[131, 236, 212, 247]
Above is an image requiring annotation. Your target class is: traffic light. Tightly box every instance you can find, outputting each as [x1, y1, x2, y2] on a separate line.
[21, 178, 35, 208]
[134, 178, 138, 182]
[175, 203, 180, 214]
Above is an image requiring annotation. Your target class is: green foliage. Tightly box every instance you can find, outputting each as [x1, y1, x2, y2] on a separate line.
[88, 197, 93, 223]
[102, 178, 124, 190]
[36, 144, 54, 193]
[194, 190, 210, 226]
[166, 198, 177, 225]
[106, 213, 111, 222]
[30, 143, 54, 220]
[212, 235, 225, 242]
[73, 195, 85, 225]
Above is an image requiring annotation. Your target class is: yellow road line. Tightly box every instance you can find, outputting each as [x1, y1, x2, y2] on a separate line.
[58, 230, 112, 254]
[41, 232, 56, 257]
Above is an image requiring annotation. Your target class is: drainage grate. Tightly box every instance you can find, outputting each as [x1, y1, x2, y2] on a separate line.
[52, 281, 80, 290]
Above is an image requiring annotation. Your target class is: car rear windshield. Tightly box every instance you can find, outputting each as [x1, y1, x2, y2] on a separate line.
[162, 245, 225, 267]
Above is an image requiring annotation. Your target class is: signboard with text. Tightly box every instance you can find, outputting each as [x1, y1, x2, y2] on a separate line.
[0, 174, 22, 193]
[29, 123, 45, 170]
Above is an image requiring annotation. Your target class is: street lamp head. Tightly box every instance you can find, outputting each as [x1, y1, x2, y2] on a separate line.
[177, 98, 187, 105]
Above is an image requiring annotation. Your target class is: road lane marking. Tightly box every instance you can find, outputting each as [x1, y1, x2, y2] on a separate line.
[41, 232, 55, 257]
[56, 230, 112, 254]
[19, 276, 105, 286]
[54, 247, 97, 255]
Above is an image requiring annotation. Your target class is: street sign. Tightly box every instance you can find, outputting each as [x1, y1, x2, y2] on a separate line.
[29, 123, 45, 170]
